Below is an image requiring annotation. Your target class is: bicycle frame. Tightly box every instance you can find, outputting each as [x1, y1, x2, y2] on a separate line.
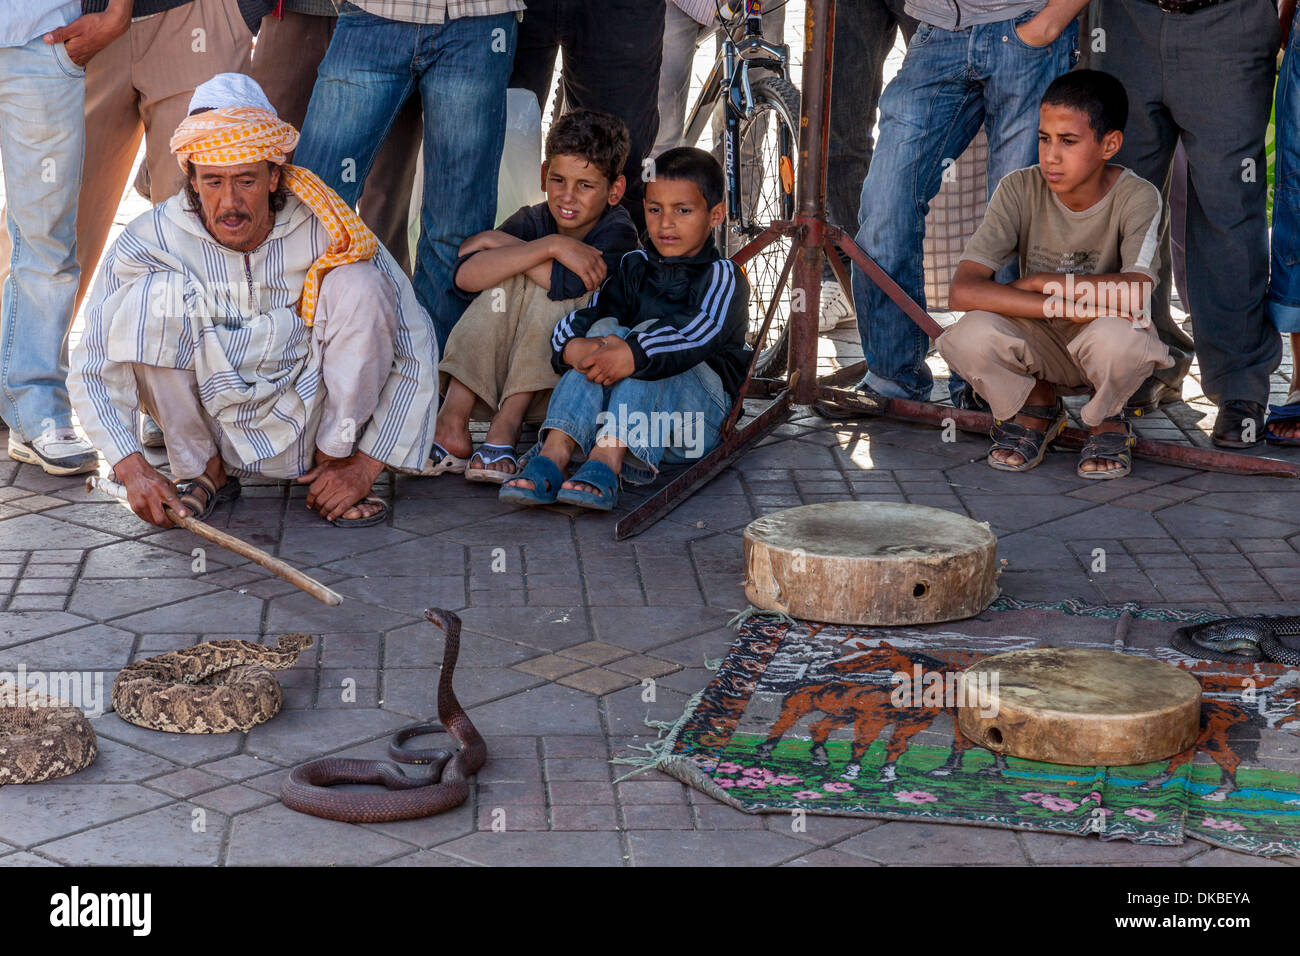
[682, 1, 792, 226]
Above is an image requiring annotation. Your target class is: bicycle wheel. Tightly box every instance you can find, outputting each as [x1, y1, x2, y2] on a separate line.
[727, 75, 800, 379]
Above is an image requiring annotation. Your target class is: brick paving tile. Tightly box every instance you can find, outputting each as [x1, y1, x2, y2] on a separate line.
[542, 736, 608, 759]
[621, 803, 693, 829]
[784, 849, 882, 866]
[547, 781, 616, 805]
[148, 768, 227, 799]
[513, 654, 588, 680]
[438, 831, 625, 866]
[605, 655, 681, 680]
[550, 805, 620, 831]
[556, 667, 635, 696]
[617, 780, 688, 805]
[476, 806, 548, 832]
[190, 784, 277, 816]
[557, 641, 631, 665]
[544, 758, 612, 780]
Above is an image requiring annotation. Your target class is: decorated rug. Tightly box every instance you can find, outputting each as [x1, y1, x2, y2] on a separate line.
[641, 599, 1300, 857]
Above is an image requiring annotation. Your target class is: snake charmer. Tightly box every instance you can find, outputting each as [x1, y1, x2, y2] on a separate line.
[68, 72, 440, 529]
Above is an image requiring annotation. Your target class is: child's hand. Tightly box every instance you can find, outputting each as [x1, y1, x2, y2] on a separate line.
[579, 336, 635, 386]
[562, 337, 603, 369]
[548, 236, 607, 291]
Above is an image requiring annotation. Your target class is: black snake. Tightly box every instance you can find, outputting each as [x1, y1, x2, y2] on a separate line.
[1171, 616, 1300, 666]
[280, 608, 486, 823]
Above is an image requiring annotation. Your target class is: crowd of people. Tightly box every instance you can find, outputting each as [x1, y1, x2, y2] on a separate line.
[2, 0, 1299, 529]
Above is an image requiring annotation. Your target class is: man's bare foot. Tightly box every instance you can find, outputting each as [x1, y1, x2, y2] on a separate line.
[334, 499, 385, 521]
[432, 420, 473, 461]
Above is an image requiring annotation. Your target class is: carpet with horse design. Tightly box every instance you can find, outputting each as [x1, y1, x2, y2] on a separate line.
[644, 599, 1300, 857]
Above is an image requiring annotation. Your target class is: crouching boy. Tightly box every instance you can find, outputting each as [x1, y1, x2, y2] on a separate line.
[429, 109, 639, 483]
[500, 147, 751, 510]
[938, 70, 1172, 480]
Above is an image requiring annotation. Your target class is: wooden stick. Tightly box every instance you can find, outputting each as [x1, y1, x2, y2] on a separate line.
[87, 476, 344, 606]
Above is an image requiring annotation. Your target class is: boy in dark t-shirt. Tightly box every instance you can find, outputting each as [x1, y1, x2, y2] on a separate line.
[428, 109, 639, 483]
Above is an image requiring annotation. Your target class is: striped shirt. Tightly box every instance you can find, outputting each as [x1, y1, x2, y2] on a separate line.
[347, 0, 525, 23]
[69, 193, 439, 476]
[673, 0, 722, 26]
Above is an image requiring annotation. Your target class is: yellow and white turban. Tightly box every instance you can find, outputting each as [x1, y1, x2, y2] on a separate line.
[169, 73, 378, 326]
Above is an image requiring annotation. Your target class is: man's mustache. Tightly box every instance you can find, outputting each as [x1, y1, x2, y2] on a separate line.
[213, 209, 251, 223]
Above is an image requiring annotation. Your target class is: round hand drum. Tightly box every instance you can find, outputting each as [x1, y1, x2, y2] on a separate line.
[743, 502, 999, 625]
[957, 648, 1202, 766]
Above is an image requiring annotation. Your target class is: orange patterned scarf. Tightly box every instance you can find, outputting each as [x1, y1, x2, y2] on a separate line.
[169, 106, 378, 326]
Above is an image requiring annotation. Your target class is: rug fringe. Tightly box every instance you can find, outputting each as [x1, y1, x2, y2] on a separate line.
[726, 605, 798, 630]
[610, 688, 706, 783]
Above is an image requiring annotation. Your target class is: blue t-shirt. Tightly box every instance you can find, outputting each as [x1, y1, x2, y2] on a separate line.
[452, 201, 640, 302]
[1, 1, 79, 47]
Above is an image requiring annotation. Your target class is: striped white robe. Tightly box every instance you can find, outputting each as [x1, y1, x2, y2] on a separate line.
[69, 193, 439, 476]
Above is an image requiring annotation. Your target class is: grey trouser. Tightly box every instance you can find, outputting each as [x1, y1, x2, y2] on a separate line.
[1092, 0, 1282, 405]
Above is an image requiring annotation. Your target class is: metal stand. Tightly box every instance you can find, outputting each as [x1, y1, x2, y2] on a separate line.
[615, 0, 1299, 540]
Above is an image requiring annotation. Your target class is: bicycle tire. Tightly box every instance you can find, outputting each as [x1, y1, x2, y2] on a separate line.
[727, 75, 800, 380]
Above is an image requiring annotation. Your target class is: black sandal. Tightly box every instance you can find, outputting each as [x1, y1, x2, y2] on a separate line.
[987, 401, 1066, 473]
[1077, 416, 1134, 480]
[174, 475, 241, 521]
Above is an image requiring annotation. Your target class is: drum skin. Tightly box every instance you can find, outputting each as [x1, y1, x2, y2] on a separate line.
[956, 648, 1202, 766]
[743, 502, 999, 625]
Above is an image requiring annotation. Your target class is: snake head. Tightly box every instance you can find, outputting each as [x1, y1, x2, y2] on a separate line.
[275, 633, 316, 654]
[424, 608, 461, 637]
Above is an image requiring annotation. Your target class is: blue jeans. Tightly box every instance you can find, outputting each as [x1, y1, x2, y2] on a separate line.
[294, 3, 517, 352]
[850, 12, 1077, 402]
[0, 36, 85, 442]
[542, 318, 731, 484]
[1272, 4, 1300, 334]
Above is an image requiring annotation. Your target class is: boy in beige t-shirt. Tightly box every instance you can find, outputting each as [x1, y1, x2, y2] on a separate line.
[938, 70, 1172, 480]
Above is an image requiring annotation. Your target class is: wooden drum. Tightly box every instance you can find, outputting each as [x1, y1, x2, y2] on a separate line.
[742, 501, 999, 626]
[956, 648, 1202, 766]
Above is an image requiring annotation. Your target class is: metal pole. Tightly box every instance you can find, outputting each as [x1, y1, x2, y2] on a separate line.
[788, 0, 835, 405]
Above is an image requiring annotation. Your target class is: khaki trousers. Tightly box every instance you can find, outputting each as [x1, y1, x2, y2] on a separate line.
[936, 310, 1173, 427]
[437, 274, 589, 424]
[128, 261, 397, 480]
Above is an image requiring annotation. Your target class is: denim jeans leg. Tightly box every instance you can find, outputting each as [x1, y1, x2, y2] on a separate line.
[850, 24, 983, 401]
[414, 12, 517, 353]
[293, 8, 418, 207]
[1270, 3, 1300, 333]
[540, 316, 619, 453]
[0, 37, 85, 441]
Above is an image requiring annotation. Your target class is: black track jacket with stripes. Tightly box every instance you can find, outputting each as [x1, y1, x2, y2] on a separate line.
[550, 239, 752, 403]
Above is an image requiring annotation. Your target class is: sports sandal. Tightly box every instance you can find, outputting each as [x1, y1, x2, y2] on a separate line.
[422, 440, 470, 476]
[499, 453, 565, 506]
[465, 443, 519, 485]
[330, 495, 390, 528]
[556, 459, 620, 511]
[987, 402, 1066, 473]
[1266, 389, 1300, 446]
[1076, 416, 1134, 480]
[174, 474, 241, 521]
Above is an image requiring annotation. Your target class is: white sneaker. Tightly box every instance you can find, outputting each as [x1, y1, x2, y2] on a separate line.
[7, 429, 98, 476]
[138, 413, 165, 449]
[819, 281, 854, 332]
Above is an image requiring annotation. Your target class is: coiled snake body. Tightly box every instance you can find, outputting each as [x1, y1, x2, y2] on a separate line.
[1172, 616, 1300, 666]
[280, 608, 486, 823]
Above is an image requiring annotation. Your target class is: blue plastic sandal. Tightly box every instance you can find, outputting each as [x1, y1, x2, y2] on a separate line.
[555, 459, 619, 511]
[498, 453, 565, 506]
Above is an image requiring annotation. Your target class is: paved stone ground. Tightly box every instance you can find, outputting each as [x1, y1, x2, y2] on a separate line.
[3, 384, 1300, 866]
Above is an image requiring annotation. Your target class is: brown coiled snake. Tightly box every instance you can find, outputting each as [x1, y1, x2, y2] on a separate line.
[280, 608, 487, 823]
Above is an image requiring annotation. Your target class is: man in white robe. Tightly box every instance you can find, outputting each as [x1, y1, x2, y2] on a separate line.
[69, 73, 438, 528]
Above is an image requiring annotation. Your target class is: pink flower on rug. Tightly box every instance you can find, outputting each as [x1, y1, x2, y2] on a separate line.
[1083, 791, 1102, 804]
[741, 767, 768, 778]
[714, 777, 736, 789]
[715, 761, 742, 775]
[1038, 796, 1079, 812]
[1202, 816, 1246, 832]
[735, 777, 768, 789]
[792, 790, 822, 799]
[772, 774, 802, 786]
[1123, 807, 1156, 823]
[1019, 792, 1047, 804]
[823, 781, 853, 793]
[894, 790, 939, 805]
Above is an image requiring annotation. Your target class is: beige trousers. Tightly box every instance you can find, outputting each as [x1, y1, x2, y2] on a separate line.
[128, 261, 397, 480]
[438, 274, 590, 424]
[936, 310, 1173, 427]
